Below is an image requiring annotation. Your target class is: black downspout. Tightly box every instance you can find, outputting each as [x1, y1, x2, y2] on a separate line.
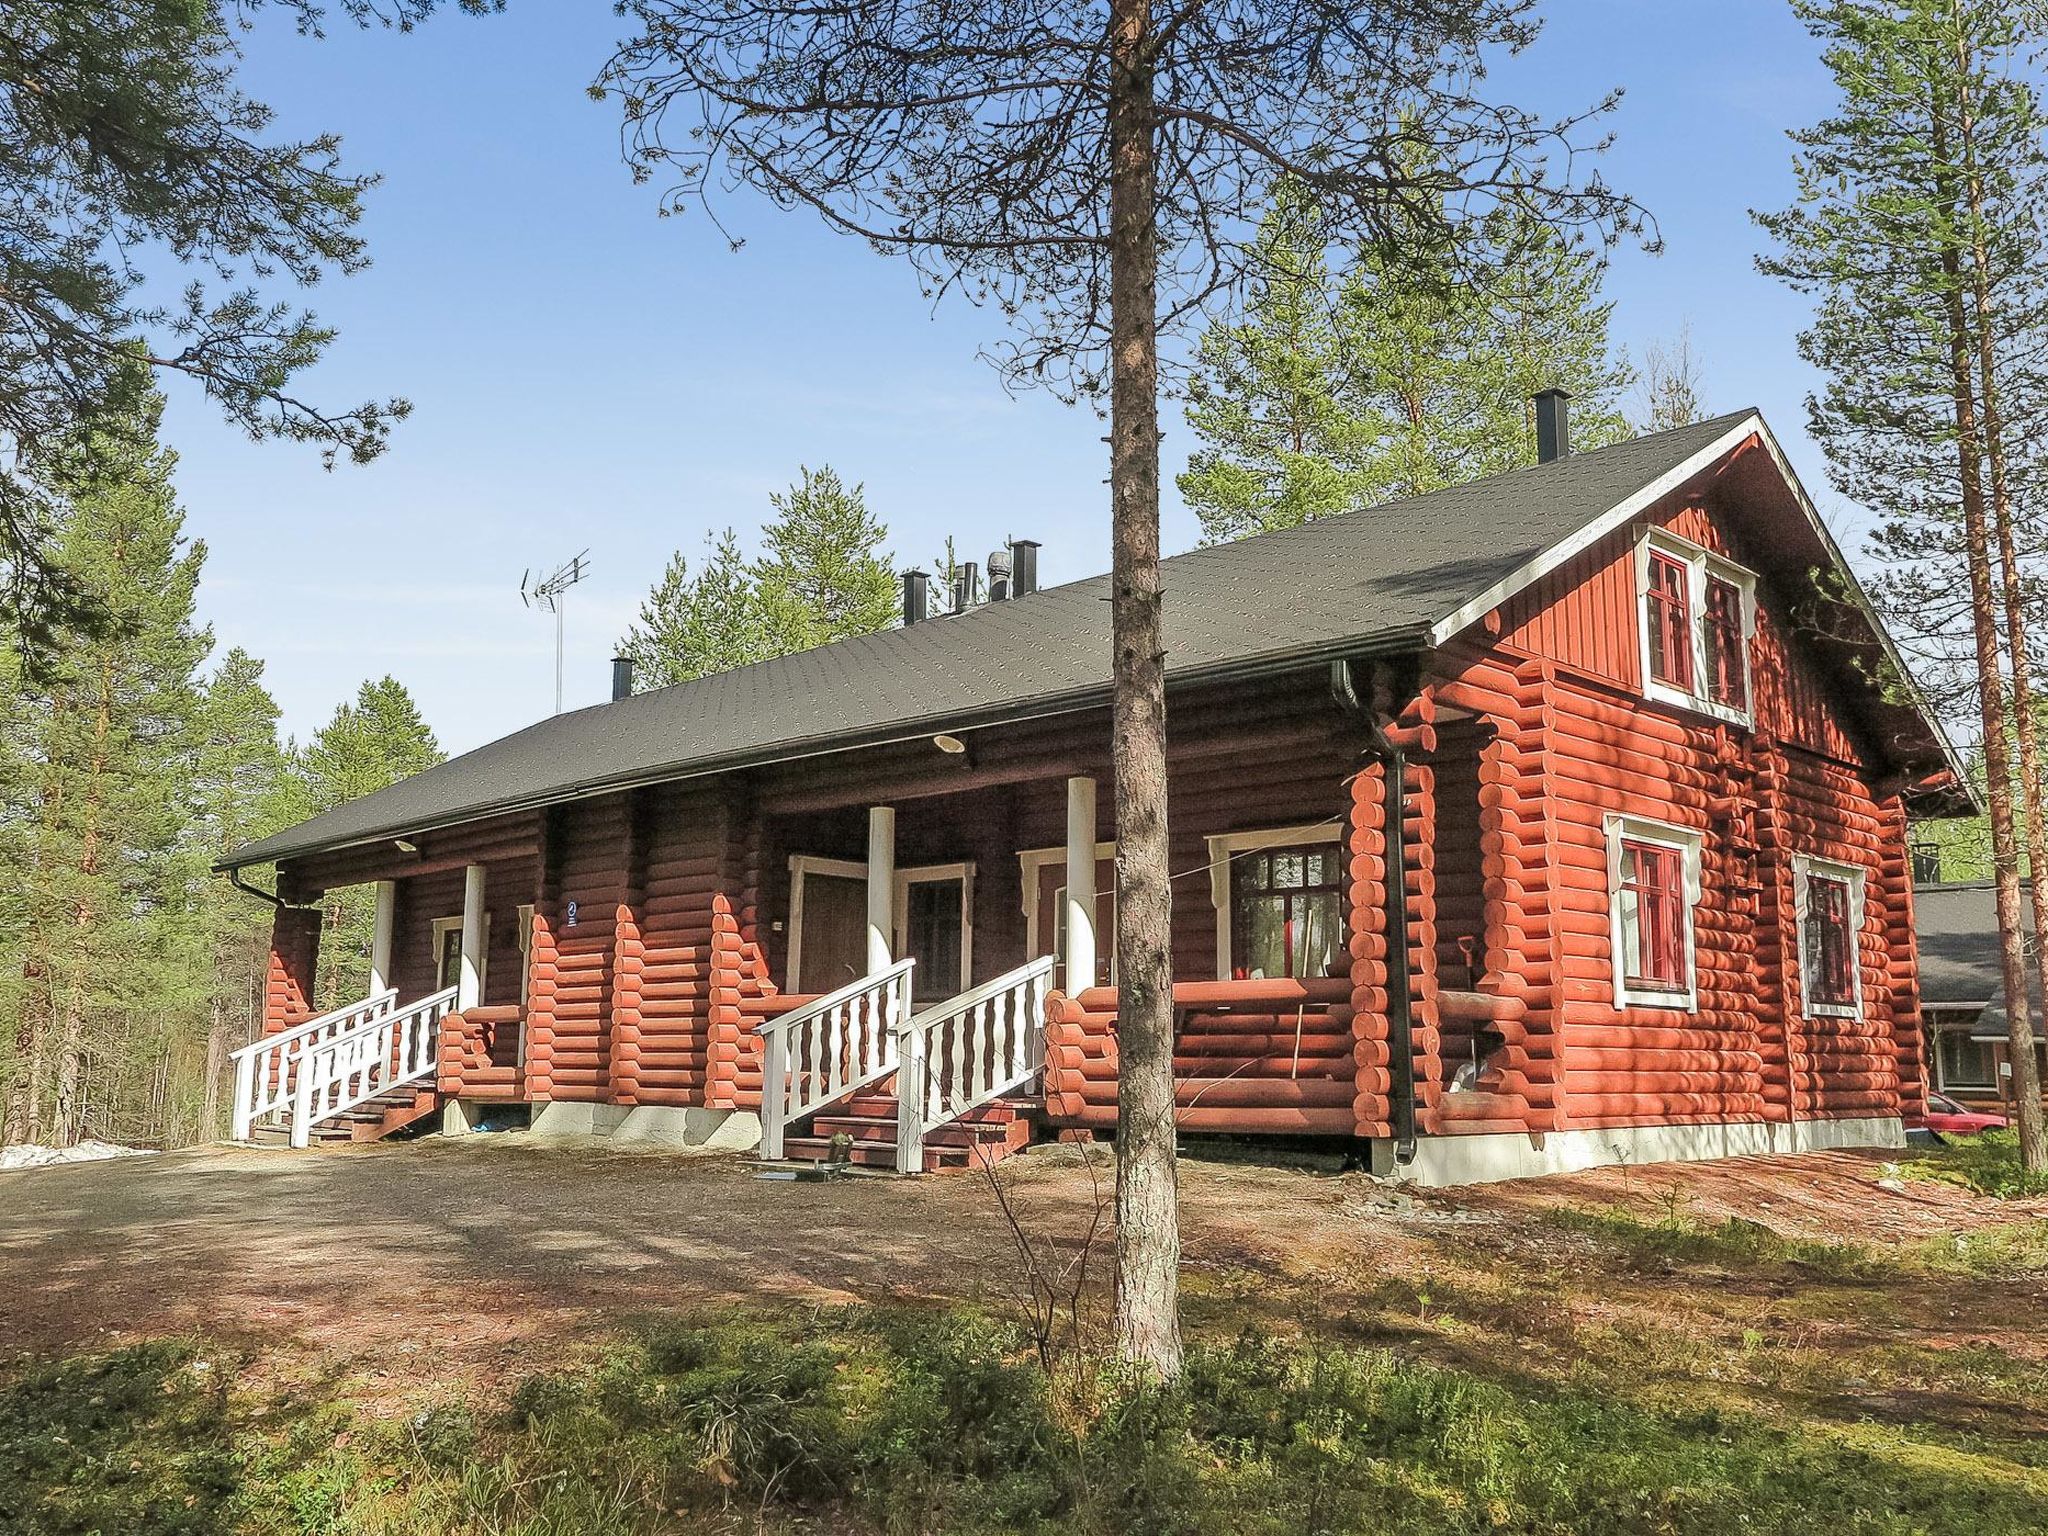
[1334, 660, 1420, 1165]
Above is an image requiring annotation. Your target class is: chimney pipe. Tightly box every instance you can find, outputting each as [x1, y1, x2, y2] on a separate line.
[1010, 539, 1040, 597]
[986, 547, 1014, 601]
[611, 655, 635, 702]
[902, 569, 930, 626]
[1534, 388, 1572, 464]
[953, 561, 979, 614]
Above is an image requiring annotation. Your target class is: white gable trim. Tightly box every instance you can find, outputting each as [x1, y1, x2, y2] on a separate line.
[1427, 415, 1763, 649]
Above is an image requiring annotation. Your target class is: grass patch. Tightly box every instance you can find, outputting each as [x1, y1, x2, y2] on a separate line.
[7, 1307, 2048, 1535]
[1901, 1131, 2048, 1199]
[1543, 1204, 1890, 1281]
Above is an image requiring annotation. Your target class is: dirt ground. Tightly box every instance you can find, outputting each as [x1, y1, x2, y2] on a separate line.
[3, 1136, 2041, 1400]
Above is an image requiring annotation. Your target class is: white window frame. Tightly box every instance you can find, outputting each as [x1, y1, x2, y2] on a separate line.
[785, 854, 975, 994]
[430, 912, 489, 997]
[1634, 527, 1756, 727]
[1792, 853, 1866, 1020]
[1018, 841, 1115, 963]
[1205, 823, 1347, 983]
[1604, 814, 1702, 1012]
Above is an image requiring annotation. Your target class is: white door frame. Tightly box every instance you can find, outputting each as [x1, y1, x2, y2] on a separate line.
[786, 854, 975, 994]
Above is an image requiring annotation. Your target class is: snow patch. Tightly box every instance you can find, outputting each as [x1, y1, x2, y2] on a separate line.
[0, 1140, 156, 1172]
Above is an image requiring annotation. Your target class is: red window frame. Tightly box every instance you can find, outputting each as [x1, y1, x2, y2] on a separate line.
[1805, 874, 1857, 1009]
[1645, 552, 1694, 691]
[1620, 838, 1688, 992]
[1703, 574, 1747, 710]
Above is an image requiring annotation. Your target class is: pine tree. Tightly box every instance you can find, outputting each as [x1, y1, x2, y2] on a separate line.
[1757, 0, 2048, 1168]
[618, 468, 897, 689]
[605, 0, 1641, 1380]
[755, 467, 898, 647]
[191, 649, 289, 1138]
[618, 531, 782, 689]
[0, 383, 209, 1146]
[284, 678, 443, 1013]
[1179, 183, 1634, 543]
[0, 3, 492, 647]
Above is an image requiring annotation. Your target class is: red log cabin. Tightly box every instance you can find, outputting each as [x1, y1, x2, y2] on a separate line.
[218, 402, 1970, 1184]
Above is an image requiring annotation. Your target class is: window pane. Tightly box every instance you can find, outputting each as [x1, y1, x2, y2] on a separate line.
[1704, 577, 1746, 709]
[1805, 875, 1857, 1008]
[1620, 840, 1687, 990]
[1296, 891, 1341, 978]
[1240, 894, 1288, 979]
[1646, 554, 1693, 690]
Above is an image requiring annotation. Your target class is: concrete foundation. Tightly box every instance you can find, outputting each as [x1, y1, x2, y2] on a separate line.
[526, 1101, 763, 1151]
[1372, 1114, 1906, 1188]
[440, 1097, 485, 1137]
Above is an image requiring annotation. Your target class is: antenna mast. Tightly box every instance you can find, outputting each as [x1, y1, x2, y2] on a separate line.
[520, 549, 590, 715]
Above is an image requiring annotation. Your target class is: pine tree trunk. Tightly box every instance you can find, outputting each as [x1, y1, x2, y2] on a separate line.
[1106, 0, 1182, 1384]
[202, 995, 229, 1142]
[1954, 27, 2048, 1166]
[1931, 101, 2037, 1165]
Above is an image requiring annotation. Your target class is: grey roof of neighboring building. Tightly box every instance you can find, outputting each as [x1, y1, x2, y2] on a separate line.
[221, 410, 1951, 870]
[1915, 880, 2041, 1035]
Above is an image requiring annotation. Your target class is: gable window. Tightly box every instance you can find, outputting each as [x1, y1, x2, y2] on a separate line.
[1637, 531, 1755, 725]
[1206, 825, 1347, 982]
[1645, 552, 1693, 691]
[1794, 855, 1865, 1018]
[1703, 575, 1747, 710]
[1605, 815, 1701, 1010]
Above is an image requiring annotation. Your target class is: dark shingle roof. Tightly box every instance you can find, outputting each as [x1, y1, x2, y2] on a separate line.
[222, 412, 1783, 869]
[1915, 880, 2040, 1033]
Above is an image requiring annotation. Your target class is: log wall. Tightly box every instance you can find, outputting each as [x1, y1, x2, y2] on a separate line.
[263, 905, 323, 1034]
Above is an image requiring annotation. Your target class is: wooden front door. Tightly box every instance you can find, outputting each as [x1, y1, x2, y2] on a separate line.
[792, 869, 867, 993]
[901, 872, 968, 1003]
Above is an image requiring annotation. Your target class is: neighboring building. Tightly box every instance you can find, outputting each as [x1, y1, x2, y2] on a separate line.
[220, 403, 1969, 1185]
[1914, 878, 2044, 1114]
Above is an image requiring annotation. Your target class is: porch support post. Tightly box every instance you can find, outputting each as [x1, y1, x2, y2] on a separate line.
[459, 862, 486, 1011]
[1065, 776, 1098, 991]
[369, 880, 397, 996]
[867, 806, 896, 976]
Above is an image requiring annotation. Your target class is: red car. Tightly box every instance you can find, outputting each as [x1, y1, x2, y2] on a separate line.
[1912, 1092, 2009, 1135]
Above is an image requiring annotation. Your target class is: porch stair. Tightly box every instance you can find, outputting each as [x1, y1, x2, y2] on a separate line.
[246, 1085, 439, 1146]
[780, 1091, 1037, 1173]
[757, 954, 1057, 1176]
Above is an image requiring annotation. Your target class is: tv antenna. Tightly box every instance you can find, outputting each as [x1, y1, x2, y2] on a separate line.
[521, 549, 589, 715]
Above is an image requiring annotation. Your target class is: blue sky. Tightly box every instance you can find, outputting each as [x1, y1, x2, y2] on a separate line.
[165, 1, 1844, 756]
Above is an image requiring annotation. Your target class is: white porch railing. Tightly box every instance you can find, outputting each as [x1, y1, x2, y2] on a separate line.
[896, 956, 1054, 1173]
[756, 958, 915, 1160]
[229, 986, 456, 1147]
[288, 986, 457, 1148]
[229, 989, 398, 1142]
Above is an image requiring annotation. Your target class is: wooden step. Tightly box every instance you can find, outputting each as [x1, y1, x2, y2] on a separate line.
[783, 1094, 1038, 1173]
[242, 1085, 438, 1148]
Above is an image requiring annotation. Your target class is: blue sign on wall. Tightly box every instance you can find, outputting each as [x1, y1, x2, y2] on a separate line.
[565, 899, 579, 929]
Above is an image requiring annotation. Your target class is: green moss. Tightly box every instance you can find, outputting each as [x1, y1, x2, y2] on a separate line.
[1902, 1131, 2048, 1199]
[9, 1308, 2048, 1536]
